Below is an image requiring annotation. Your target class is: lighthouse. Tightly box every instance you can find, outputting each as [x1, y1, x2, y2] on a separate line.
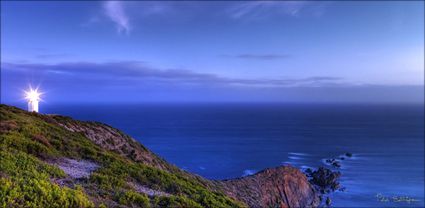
[25, 88, 42, 113]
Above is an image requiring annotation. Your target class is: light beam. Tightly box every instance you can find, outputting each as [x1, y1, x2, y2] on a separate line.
[24, 87, 42, 112]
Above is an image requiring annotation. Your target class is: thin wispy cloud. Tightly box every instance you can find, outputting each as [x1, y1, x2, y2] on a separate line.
[81, 16, 101, 27]
[228, 1, 327, 20]
[222, 54, 290, 60]
[128, 1, 171, 17]
[103, 1, 130, 34]
[34, 53, 73, 59]
[94, 1, 326, 34]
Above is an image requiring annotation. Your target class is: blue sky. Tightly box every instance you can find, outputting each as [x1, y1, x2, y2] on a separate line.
[1, 1, 424, 103]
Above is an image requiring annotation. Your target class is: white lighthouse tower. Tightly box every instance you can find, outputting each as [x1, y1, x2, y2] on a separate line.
[25, 88, 42, 113]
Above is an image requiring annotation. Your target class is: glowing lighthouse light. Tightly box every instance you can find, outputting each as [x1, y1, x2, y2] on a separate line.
[25, 87, 42, 112]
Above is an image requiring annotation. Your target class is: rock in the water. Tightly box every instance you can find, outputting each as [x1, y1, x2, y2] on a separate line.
[309, 167, 341, 192]
[305, 168, 313, 175]
[332, 161, 341, 168]
[325, 158, 336, 164]
[345, 152, 353, 157]
[326, 197, 332, 206]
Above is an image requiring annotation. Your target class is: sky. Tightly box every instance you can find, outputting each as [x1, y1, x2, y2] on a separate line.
[1, 1, 424, 104]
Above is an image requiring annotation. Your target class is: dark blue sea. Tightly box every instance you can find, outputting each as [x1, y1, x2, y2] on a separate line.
[36, 103, 424, 207]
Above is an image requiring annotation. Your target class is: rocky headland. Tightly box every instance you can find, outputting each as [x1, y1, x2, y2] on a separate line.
[0, 104, 337, 207]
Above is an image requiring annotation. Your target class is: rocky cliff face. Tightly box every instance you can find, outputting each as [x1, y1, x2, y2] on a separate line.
[220, 166, 320, 208]
[0, 104, 320, 207]
[45, 115, 173, 171]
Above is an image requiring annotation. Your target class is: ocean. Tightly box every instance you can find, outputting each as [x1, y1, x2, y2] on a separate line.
[37, 103, 423, 207]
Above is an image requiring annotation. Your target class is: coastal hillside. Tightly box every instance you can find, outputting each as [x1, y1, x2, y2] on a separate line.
[0, 104, 319, 207]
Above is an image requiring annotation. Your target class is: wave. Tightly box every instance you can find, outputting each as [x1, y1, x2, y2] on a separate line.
[288, 152, 311, 156]
[288, 156, 303, 160]
[242, 169, 256, 177]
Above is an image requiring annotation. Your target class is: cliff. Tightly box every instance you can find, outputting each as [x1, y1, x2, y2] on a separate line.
[0, 104, 319, 207]
[220, 167, 319, 208]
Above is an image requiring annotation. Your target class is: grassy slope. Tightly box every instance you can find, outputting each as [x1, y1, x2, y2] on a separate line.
[0, 104, 244, 208]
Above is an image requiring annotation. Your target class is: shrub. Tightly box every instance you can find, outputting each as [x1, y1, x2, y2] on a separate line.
[154, 195, 203, 208]
[32, 134, 51, 147]
[0, 120, 18, 133]
[115, 191, 150, 207]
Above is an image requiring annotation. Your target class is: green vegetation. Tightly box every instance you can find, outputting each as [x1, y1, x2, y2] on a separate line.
[0, 149, 94, 207]
[153, 195, 202, 208]
[115, 191, 150, 207]
[0, 104, 244, 207]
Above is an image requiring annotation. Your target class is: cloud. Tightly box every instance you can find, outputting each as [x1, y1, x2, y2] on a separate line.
[34, 53, 73, 59]
[2, 61, 423, 104]
[222, 54, 290, 60]
[228, 1, 327, 20]
[97, 1, 171, 34]
[92, 1, 326, 34]
[103, 1, 130, 34]
[1, 61, 343, 88]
